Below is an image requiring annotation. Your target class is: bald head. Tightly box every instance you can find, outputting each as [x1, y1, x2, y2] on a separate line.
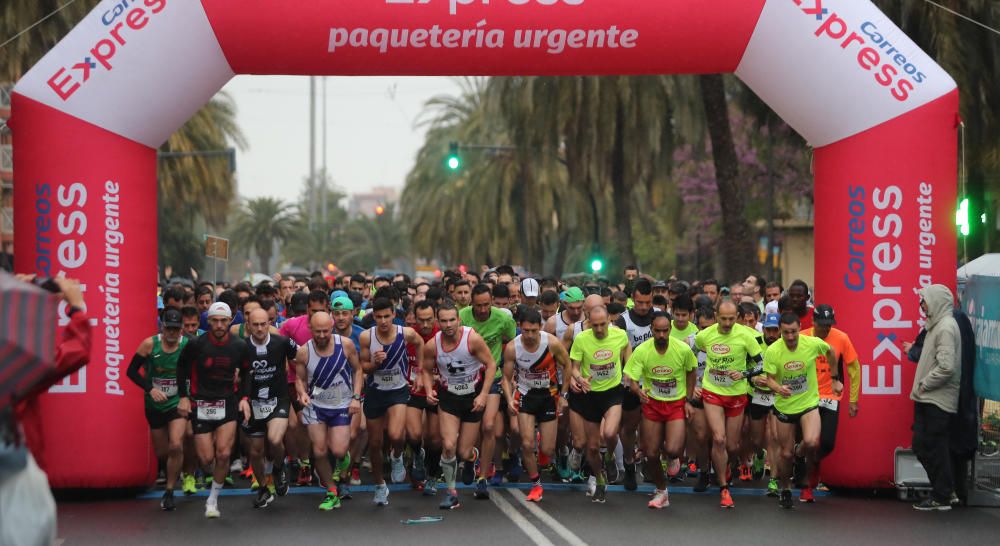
[718, 301, 738, 315]
[589, 305, 610, 338]
[310, 311, 334, 349]
[247, 308, 271, 343]
[584, 294, 604, 318]
[310, 311, 333, 330]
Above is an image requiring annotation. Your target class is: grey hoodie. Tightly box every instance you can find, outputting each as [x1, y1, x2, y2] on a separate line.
[910, 284, 961, 413]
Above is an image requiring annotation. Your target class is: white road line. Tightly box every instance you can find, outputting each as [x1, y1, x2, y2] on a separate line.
[509, 489, 590, 546]
[490, 489, 556, 546]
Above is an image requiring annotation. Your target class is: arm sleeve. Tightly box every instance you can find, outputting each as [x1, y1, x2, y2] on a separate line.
[176, 340, 194, 398]
[18, 311, 93, 402]
[126, 353, 152, 392]
[743, 353, 765, 378]
[848, 359, 861, 403]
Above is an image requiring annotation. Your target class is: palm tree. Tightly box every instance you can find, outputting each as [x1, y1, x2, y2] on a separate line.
[229, 197, 295, 273]
[1, 1, 101, 83]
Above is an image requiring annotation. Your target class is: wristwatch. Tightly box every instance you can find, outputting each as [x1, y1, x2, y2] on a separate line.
[352, 393, 362, 401]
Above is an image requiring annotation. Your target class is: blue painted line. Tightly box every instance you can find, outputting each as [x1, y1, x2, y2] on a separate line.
[138, 482, 827, 500]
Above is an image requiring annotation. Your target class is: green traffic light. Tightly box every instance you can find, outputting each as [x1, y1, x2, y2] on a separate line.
[956, 197, 970, 236]
[590, 259, 604, 273]
[447, 155, 461, 170]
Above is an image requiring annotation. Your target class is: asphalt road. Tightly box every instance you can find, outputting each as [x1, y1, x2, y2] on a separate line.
[56, 481, 1000, 546]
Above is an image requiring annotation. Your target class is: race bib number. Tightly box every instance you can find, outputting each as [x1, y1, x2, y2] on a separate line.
[523, 372, 550, 390]
[252, 398, 278, 420]
[152, 377, 177, 397]
[374, 369, 403, 389]
[751, 390, 774, 407]
[447, 379, 476, 396]
[708, 369, 734, 387]
[590, 363, 615, 381]
[197, 399, 226, 421]
[783, 375, 808, 395]
[313, 382, 351, 407]
[650, 378, 678, 399]
[818, 398, 839, 411]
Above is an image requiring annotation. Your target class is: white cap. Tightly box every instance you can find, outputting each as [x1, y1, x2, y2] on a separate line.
[207, 302, 233, 319]
[764, 300, 779, 315]
[521, 278, 540, 298]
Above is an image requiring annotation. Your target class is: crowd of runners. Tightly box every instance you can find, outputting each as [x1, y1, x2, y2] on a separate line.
[130, 266, 861, 518]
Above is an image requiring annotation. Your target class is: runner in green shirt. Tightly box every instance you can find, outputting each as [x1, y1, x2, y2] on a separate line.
[763, 312, 837, 509]
[669, 294, 698, 342]
[459, 284, 516, 498]
[693, 301, 764, 509]
[624, 312, 696, 509]
[567, 305, 631, 504]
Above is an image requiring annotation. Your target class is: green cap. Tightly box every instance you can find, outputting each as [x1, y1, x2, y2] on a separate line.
[561, 287, 585, 303]
[331, 296, 354, 310]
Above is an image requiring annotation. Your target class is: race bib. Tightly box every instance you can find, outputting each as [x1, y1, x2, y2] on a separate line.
[152, 377, 177, 397]
[818, 398, 839, 411]
[708, 369, 735, 387]
[751, 390, 774, 406]
[197, 399, 226, 421]
[252, 398, 278, 420]
[523, 372, 550, 390]
[650, 378, 678, 399]
[447, 379, 476, 396]
[590, 363, 615, 381]
[783, 375, 808, 395]
[312, 382, 351, 407]
[374, 368, 403, 389]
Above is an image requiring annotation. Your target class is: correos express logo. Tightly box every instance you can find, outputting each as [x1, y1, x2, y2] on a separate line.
[794, 0, 927, 102]
[46, 0, 168, 101]
[784, 361, 805, 371]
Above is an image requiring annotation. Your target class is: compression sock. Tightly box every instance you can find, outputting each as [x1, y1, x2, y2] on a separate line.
[441, 456, 458, 491]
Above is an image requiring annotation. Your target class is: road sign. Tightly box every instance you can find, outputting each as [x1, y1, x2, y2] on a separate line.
[205, 235, 229, 261]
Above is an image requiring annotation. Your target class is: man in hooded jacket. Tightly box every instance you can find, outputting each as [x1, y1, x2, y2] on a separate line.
[909, 284, 961, 511]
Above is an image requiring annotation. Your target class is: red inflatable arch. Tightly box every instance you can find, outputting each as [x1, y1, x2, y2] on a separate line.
[11, 0, 957, 488]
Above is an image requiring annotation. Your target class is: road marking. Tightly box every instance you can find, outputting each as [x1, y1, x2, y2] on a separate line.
[509, 489, 589, 546]
[490, 489, 556, 546]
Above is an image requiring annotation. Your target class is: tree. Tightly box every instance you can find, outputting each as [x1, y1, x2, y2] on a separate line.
[282, 174, 349, 271]
[229, 197, 295, 273]
[338, 204, 411, 273]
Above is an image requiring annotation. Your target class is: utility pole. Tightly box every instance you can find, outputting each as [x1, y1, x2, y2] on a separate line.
[309, 76, 317, 230]
[321, 76, 328, 228]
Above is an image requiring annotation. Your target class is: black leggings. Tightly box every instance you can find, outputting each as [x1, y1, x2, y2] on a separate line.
[818, 405, 839, 460]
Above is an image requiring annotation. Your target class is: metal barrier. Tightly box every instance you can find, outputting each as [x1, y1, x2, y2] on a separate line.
[971, 399, 1000, 505]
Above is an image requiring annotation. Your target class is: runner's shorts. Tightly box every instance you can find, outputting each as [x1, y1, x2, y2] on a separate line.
[301, 404, 352, 428]
[622, 387, 642, 412]
[407, 393, 439, 413]
[515, 390, 558, 423]
[701, 390, 748, 418]
[191, 397, 238, 435]
[569, 384, 624, 424]
[439, 390, 483, 423]
[145, 406, 183, 430]
[641, 398, 687, 423]
[775, 405, 818, 425]
[242, 398, 291, 437]
[363, 386, 411, 420]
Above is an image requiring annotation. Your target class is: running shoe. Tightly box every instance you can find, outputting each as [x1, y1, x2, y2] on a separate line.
[181, 474, 198, 496]
[224, 475, 234, 486]
[474, 478, 489, 500]
[253, 489, 275, 509]
[799, 487, 815, 503]
[250, 476, 260, 491]
[720, 488, 734, 509]
[297, 464, 313, 486]
[557, 463, 573, 482]
[752, 450, 766, 481]
[390, 453, 407, 484]
[160, 490, 175, 511]
[816, 482, 830, 492]
[230, 459, 243, 473]
[319, 492, 341, 511]
[412, 448, 427, 482]
[687, 461, 698, 476]
[694, 472, 711, 493]
[624, 463, 637, 491]
[592, 482, 607, 503]
[509, 452, 523, 483]
[156, 470, 166, 487]
[240, 466, 254, 480]
[350, 467, 361, 486]
[767, 478, 779, 497]
[275, 469, 289, 497]
[739, 464, 752, 481]
[913, 498, 951, 511]
[266, 475, 276, 495]
[423, 478, 438, 496]
[586, 475, 597, 497]
[568, 449, 582, 471]
[335, 453, 352, 479]
[569, 470, 585, 484]
[205, 499, 221, 519]
[526, 484, 544, 502]
[462, 448, 478, 486]
[440, 493, 460, 510]
[779, 489, 794, 509]
[338, 482, 352, 500]
[195, 474, 206, 490]
[489, 467, 504, 486]
[374, 483, 390, 506]
[648, 489, 670, 509]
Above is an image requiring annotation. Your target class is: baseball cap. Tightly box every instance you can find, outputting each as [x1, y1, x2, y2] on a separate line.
[521, 278, 540, 298]
[330, 290, 349, 302]
[814, 304, 836, 326]
[669, 281, 689, 294]
[207, 302, 232, 319]
[652, 280, 669, 290]
[561, 286, 585, 303]
[162, 308, 183, 328]
[762, 312, 780, 329]
[290, 292, 309, 313]
[331, 296, 354, 311]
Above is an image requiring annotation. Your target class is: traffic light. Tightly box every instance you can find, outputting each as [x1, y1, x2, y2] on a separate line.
[375, 205, 385, 216]
[446, 142, 461, 171]
[590, 257, 604, 273]
[956, 197, 970, 236]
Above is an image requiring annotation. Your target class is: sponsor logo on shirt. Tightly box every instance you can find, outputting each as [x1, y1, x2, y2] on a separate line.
[711, 344, 731, 355]
[652, 366, 674, 375]
[784, 361, 805, 371]
[593, 349, 613, 360]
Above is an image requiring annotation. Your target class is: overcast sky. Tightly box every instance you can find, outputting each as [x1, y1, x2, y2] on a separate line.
[219, 76, 462, 201]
